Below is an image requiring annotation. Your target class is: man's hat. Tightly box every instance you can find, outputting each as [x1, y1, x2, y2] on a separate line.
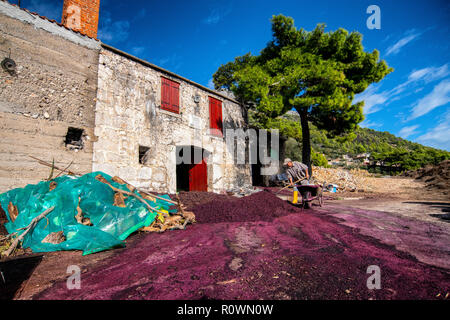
[283, 158, 292, 167]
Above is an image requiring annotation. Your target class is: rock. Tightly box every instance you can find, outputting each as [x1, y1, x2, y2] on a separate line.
[313, 166, 373, 192]
[228, 257, 243, 271]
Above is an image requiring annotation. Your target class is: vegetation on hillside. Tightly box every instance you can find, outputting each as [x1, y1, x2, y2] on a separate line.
[280, 112, 450, 173]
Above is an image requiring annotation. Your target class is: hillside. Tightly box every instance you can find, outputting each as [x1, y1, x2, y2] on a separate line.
[279, 112, 450, 173]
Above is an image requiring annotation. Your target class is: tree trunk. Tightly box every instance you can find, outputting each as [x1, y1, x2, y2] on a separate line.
[279, 135, 287, 174]
[297, 107, 312, 176]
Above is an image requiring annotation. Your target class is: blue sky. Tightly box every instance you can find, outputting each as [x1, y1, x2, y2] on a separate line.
[11, 0, 450, 151]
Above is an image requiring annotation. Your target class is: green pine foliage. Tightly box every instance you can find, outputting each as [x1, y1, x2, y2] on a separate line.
[213, 15, 393, 170]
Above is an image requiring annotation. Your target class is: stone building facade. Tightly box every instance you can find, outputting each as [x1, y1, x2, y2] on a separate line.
[0, 0, 252, 194]
[0, 1, 100, 193]
[93, 46, 251, 193]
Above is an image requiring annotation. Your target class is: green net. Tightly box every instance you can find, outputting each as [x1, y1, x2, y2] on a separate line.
[0, 172, 175, 255]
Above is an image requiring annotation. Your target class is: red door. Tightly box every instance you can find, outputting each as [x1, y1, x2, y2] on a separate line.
[189, 159, 208, 191]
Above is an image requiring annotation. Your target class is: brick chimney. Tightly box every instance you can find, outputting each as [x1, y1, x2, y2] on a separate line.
[62, 0, 101, 39]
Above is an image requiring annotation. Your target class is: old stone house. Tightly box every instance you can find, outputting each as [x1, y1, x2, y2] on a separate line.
[0, 0, 251, 194]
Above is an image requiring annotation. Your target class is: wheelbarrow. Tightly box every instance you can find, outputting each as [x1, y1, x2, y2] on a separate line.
[293, 184, 323, 209]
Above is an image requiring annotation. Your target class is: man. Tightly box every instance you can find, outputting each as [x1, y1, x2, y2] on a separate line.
[283, 158, 310, 186]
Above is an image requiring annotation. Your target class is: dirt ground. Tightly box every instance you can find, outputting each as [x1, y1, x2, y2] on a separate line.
[328, 175, 450, 225]
[334, 199, 449, 225]
[0, 232, 149, 300]
[1, 175, 449, 300]
[329, 176, 449, 201]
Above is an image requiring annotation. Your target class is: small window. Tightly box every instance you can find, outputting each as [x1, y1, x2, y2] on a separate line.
[161, 76, 180, 113]
[209, 97, 223, 136]
[139, 146, 150, 164]
[65, 127, 84, 150]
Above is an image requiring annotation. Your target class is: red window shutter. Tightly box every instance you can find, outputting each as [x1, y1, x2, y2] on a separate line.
[209, 97, 215, 129]
[161, 77, 180, 113]
[209, 98, 213, 128]
[161, 77, 170, 111]
[209, 97, 223, 136]
[169, 82, 174, 112]
[171, 81, 180, 113]
[217, 100, 223, 134]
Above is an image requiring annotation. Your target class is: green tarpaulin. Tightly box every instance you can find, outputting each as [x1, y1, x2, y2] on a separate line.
[0, 172, 175, 255]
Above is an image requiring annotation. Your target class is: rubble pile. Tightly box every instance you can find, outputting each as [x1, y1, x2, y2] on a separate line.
[312, 166, 374, 192]
[403, 160, 450, 194]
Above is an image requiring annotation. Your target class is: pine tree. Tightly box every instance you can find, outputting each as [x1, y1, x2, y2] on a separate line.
[213, 15, 393, 173]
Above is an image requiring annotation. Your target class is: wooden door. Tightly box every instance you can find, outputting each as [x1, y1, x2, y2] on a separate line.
[189, 159, 208, 191]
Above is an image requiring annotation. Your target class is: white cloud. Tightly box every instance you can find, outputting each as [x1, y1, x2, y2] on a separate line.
[409, 79, 450, 120]
[408, 64, 449, 83]
[386, 32, 421, 56]
[203, 11, 221, 25]
[158, 53, 183, 71]
[158, 57, 170, 66]
[98, 11, 130, 44]
[355, 65, 450, 117]
[98, 5, 147, 45]
[207, 78, 215, 89]
[135, 9, 147, 20]
[398, 125, 420, 138]
[392, 63, 450, 95]
[202, 5, 232, 25]
[354, 85, 390, 115]
[359, 119, 382, 129]
[28, 0, 61, 20]
[416, 112, 450, 151]
[131, 46, 145, 56]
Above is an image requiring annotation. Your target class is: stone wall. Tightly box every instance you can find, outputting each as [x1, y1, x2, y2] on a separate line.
[93, 48, 252, 193]
[0, 4, 100, 193]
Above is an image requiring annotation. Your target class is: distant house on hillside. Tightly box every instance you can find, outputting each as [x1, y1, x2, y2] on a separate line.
[355, 153, 371, 165]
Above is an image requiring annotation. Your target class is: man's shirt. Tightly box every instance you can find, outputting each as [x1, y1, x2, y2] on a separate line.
[286, 161, 309, 181]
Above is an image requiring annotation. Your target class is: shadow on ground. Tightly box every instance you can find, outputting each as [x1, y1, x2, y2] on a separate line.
[0, 255, 43, 299]
[403, 201, 450, 222]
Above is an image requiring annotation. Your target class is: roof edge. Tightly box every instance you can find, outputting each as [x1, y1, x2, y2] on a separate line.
[101, 43, 241, 105]
[0, 0, 100, 50]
